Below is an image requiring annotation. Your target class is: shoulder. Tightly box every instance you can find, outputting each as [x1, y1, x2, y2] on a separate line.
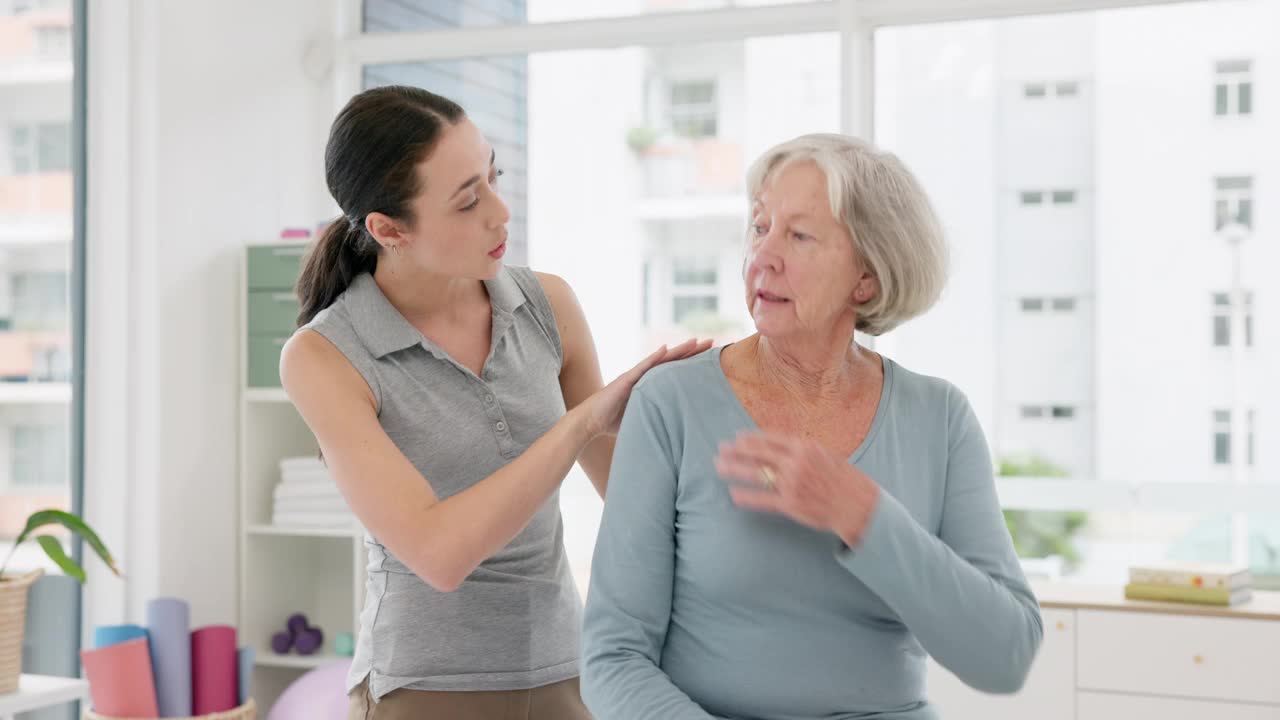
[882, 356, 974, 426]
[280, 326, 376, 409]
[631, 349, 721, 408]
[530, 270, 576, 315]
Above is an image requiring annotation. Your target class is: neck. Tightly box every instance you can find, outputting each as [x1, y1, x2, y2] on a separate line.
[371, 258, 488, 325]
[743, 323, 876, 404]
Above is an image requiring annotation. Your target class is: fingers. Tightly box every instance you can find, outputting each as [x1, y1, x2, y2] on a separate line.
[618, 338, 715, 389]
[713, 454, 770, 488]
[664, 338, 713, 362]
[728, 487, 784, 513]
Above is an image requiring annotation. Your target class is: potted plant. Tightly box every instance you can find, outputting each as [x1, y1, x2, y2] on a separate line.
[0, 509, 119, 694]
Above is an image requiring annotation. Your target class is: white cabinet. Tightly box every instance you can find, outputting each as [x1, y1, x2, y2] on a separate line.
[1076, 610, 1280, 705]
[927, 608, 1075, 720]
[926, 589, 1280, 720]
[1077, 692, 1280, 720]
[238, 243, 367, 712]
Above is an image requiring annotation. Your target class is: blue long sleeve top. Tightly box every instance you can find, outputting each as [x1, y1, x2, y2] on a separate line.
[581, 346, 1043, 720]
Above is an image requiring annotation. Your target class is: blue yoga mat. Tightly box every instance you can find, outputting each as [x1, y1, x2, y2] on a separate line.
[93, 623, 147, 649]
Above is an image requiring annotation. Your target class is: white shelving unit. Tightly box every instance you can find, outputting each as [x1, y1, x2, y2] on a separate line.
[237, 240, 367, 712]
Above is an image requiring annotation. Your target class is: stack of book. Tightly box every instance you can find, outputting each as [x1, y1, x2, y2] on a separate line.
[1125, 562, 1253, 607]
[271, 457, 355, 529]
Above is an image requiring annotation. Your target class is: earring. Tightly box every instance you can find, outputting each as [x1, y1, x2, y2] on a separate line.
[392, 244, 404, 258]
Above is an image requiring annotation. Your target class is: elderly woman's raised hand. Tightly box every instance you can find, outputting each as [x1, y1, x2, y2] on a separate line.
[715, 432, 880, 548]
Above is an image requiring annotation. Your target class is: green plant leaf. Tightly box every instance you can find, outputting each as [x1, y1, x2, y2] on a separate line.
[35, 535, 86, 583]
[16, 509, 120, 577]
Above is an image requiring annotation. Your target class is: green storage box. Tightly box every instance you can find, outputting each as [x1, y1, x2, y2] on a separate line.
[248, 245, 307, 289]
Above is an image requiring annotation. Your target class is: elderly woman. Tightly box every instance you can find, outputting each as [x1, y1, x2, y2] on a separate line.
[580, 134, 1043, 720]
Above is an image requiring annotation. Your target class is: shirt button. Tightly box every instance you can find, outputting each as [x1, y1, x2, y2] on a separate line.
[495, 421, 507, 432]
[484, 394, 495, 404]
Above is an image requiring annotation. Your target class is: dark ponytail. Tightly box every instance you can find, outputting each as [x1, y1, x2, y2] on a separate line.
[296, 85, 466, 326]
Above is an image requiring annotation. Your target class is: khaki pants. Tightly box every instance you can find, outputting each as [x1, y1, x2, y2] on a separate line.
[347, 676, 593, 720]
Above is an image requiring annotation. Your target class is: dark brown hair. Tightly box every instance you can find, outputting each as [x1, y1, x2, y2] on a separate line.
[295, 85, 465, 326]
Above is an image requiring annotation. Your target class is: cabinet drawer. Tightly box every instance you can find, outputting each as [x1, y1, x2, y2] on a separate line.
[1077, 691, 1280, 720]
[248, 334, 290, 388]
[1077, 609, 1280, 704]
[248, 290, 301, 335]
[247, 245, 307, 289]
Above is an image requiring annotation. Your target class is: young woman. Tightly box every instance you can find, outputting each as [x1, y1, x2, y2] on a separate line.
[280, 85, 708, 720]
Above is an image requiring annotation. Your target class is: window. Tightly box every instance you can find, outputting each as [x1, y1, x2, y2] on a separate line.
[1020, 189, 1078, 206]
[1020, 405, 1076, 420]
[1212, 291, 1254, 348]
[37, 122, 71, 172]
[1021, 297, 1076, 313]
[1212, 409, 1255, 466]
[877, 5, 1276, 584]
[0, 0, 79, 589]
[1213, 410, 1231, 464]
[671, 257, 719, 325]
[1023, 80, 1079, 99]
[359, 0, 1278, 592]
[669, 80, 718, 139]
[10, 425, 67, 488]
[9, 126, 34, 174]
[12, 271, 70, 332]
[1248, 410, 1255, 465]
[673, 296, 718, 324]
[1214, 59, 1253, 116]
[34, 24, 70, 56]
[1215, 176, 1253, 229]
[8, 123, 70, 174]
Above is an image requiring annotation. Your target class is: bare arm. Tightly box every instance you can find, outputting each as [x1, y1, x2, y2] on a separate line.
[538, 272, 613, 498]
[281, 330, 596, 593]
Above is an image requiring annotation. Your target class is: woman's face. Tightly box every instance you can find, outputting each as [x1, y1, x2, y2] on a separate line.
[376, 118, 511, 279]
[745, 160, 874, 340]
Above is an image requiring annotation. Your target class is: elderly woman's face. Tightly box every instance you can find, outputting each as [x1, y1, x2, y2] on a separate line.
[745, 160, 866, 339]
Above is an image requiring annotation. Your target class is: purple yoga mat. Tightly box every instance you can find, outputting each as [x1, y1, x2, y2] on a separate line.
[146, 597, 192, 717]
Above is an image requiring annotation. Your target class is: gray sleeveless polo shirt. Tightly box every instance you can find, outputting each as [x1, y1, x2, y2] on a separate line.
[302, 267, 582, 700]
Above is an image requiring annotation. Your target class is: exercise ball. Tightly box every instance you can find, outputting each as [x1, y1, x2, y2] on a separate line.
[266, 659, 352, 720]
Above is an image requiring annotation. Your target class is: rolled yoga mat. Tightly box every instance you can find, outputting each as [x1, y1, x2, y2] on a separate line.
[93, 623, 147, 649]
[146, 597, 192, 717]
[79, 637, 160, 717]
[237, 646, 255, 706]
[192, 625, 239, 714]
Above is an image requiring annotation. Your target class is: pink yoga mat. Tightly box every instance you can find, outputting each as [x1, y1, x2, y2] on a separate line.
[80, 637, 160, 717]
[191, 625, 238, 714]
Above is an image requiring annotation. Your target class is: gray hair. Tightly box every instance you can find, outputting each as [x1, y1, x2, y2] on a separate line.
[745, 133, 949, 336]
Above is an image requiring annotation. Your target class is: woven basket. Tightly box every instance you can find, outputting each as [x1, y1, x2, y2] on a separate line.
[84, 699, 257, 720]
[0, 568, 44, 694]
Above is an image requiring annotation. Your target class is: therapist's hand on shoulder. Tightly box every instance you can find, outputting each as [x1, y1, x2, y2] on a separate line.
[579, 339, 713, 439]
[715, 432, 881, 549]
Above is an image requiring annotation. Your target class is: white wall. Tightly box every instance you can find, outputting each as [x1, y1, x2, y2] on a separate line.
[85, 0, 335, 633]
